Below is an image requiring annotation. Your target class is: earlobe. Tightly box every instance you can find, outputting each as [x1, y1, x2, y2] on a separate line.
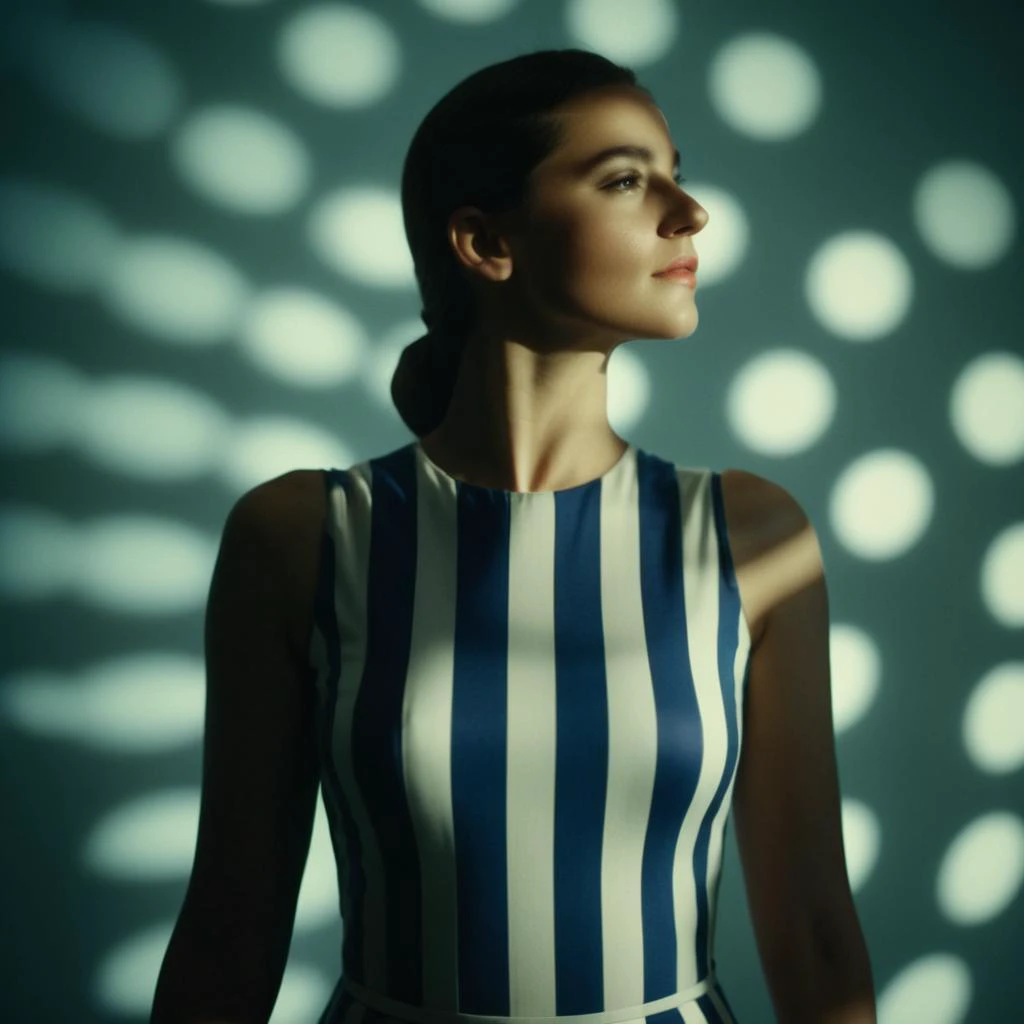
[478, 249, 514, 282]
[447, 209, 513, 282]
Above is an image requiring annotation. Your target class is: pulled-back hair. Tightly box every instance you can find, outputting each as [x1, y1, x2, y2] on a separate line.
[391, 48, 647, 438]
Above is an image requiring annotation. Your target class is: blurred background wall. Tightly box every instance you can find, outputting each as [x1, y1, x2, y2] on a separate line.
[0, 0, 1021, 1021]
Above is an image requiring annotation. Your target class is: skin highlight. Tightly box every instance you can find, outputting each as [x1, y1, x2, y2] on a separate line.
[419, 84, 710, 494]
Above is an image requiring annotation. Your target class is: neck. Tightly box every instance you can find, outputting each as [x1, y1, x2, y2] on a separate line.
[419, 331, 625, 493]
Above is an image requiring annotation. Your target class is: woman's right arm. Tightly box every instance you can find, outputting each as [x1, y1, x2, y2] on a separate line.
[151, 471, 326, 1024]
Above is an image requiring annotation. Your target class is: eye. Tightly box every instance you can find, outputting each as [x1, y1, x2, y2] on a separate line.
[606, 171, 689, 191]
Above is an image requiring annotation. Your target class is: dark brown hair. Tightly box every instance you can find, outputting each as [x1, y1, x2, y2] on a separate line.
[391, 48, 647, 438]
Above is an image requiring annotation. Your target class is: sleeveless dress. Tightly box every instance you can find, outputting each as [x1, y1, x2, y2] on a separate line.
[307, 439, 752, 1024]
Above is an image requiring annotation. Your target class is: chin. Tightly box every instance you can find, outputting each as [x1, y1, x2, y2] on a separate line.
[646, 313, 699, 340]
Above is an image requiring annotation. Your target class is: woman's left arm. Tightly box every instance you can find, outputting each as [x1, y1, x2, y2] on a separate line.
[730, 476, 877, 1024]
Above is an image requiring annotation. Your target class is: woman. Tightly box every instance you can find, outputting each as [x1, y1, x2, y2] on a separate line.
[152, 49, 876, 1024]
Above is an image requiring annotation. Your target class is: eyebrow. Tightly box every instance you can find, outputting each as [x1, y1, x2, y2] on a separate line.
[581, 144, 681, 175]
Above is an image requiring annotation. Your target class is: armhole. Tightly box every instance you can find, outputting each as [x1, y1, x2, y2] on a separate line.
[285, 469, 333, 668]
[714, 468, 762, 654]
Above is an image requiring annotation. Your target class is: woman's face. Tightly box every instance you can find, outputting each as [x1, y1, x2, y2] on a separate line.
[458, 85, 709, 349]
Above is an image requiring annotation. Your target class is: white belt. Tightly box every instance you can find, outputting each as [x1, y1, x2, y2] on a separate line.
[340, 973, 714, 1024]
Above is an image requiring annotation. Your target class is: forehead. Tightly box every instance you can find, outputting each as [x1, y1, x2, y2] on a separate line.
[538, 87, 675, 172]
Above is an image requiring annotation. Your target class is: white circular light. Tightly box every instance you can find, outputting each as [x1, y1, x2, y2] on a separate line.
[935, 811, 1024, 926]
[913, 159, 1017, 270]
[81, 375, 231, 479]
[77, 516, 216, 614]
[172, 104, 312, 214]
[93, 920, 175, 1017]
[0, 178, 119, 292]
[979, 522, 1024, 628]
[417, 0, 521, 21]
[829, 623, 881, 734]
[224, 415, 351, 493]
[0, 507, 77, 600]
[308, 185, 415, 288]
[277, 3, 400, 108]
[877, 953, 972, 1024]
[241, 286, 368, 387]
[0, 653, 205, 752]
[100, 235, 251, 345]
[607, 344, 652, 435]
[565, 0, 679, 67]
[805, 230, 913, 341]
[726, 349, 837, 456]
[840, 798, 881, 895]
[0, 352, 86, 450]
[681, 183, 748, 289]
[708, 32, 822, 140]
[963, 662, 1024, 774]
[24, 20, 181, 138]
[830, 451, 934, 560]
[949, 351, 1024, 466]
[83, 788, 199, 880]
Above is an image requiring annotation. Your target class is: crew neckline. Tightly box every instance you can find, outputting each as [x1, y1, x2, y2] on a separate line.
[414, 440, 635, 496]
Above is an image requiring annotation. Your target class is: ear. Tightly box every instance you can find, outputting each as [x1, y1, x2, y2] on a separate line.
[447, 206, 514, 283]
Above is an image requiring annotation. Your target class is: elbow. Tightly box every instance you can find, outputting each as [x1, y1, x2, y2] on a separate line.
[766, 916, 878, 1024]
[151, 908, 285, 1024]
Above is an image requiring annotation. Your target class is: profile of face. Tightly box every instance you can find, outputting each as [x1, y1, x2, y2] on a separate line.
[448, 85, 710, 353]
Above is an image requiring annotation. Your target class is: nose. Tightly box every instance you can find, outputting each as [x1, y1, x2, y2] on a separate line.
[666, 192, 708, 238]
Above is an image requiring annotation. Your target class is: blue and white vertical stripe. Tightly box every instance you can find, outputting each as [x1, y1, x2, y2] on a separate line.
[308, 442, 752, 1024]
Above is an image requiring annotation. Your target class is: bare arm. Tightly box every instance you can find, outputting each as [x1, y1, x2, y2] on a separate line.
[151, 471, 326, 1023]
[729, 472, 877, 1023]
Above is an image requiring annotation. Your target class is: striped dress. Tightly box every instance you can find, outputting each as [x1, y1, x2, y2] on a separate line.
[307, 439, 752, 1024]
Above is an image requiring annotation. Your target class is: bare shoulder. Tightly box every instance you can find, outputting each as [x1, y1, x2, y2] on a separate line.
[239, 467, 327, 524]
[719, 468, 804, 535]
[718, 468, 815, 651]
[228, 468, 328, 656]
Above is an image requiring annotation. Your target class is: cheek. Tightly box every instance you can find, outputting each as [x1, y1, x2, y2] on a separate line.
[539, 223, 648, 290]
[519, 204, 653, 314]
[568, 233, 652, 303]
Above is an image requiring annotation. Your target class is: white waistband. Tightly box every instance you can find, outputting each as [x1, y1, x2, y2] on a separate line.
[341, 973, 714, 1024]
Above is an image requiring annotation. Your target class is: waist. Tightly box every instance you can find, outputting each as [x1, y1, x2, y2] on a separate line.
[340, 973, 717, 1024]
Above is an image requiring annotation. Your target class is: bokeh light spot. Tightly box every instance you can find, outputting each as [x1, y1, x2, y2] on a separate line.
[726, 349, 837, 456]
[100, 236, 252, 345]
[84, 788, 199, 880]
[829, 623, 881, 734]
[240, 286, 368, 387]
[172, 104, 312, 214]
[224, 415, 350, 493]
[307, 185, 415, 288]
[565, 0, 679, 67]
[841, 798, 881, 895]
[979, 522, 1024, 628]
[0, 178, 119, 292]
[23, 19, 182, 139]
[708, 32, 822, 140]
[1, 653, 205, 752]
[962, 662, 1024, 774]
[913, 159, 1017, 270]
[949, 351, 1024, 466]
[805, 231, 914, 341]
[936, 811, 1024, 926]
[277, 3, 400, 108]
[877, 953, 972, 1024]
[830, 451, 934, 560]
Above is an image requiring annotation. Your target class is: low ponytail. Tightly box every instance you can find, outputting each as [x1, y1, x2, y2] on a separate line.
[390, 317, 467, 439]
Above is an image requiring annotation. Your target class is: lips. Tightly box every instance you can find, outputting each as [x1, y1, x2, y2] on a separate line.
[655, 256, 698, 275]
